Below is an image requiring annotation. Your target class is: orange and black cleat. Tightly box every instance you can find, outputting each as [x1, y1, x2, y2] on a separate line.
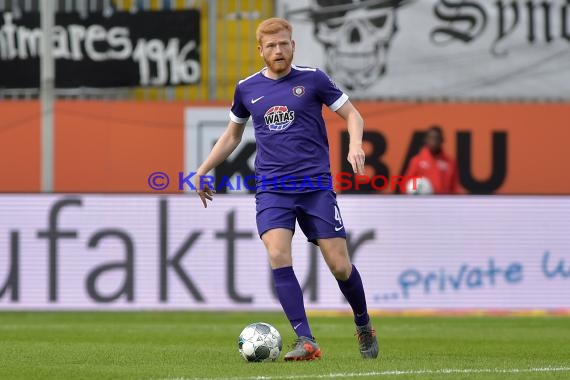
[284, 336, 322, 361]
[356, 323, 379, 359]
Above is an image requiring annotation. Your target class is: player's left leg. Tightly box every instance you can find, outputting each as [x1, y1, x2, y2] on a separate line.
[296, 190, 378, 359]
[317, 237, 379, 359]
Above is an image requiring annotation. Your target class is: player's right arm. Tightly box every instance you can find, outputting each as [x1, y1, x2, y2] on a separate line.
[195, 83, 250, 207]
[195, 120, 246, 207]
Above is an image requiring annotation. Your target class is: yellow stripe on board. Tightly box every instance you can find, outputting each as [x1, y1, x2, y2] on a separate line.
[113, 0, 133, 11]
[149, 0, 162, 10]
[306, 309, 570, 317]
[198, 0, 209, 100]
[214, 0, 273, 100]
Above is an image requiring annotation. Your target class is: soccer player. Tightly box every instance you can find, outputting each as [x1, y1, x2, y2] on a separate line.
[195, 17, 378, 361]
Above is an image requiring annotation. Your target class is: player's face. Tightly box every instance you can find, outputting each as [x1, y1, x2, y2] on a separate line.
[258, 30, 295, 75]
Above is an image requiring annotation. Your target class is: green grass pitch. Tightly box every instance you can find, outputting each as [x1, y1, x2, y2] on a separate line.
[0, 312, 569, 379]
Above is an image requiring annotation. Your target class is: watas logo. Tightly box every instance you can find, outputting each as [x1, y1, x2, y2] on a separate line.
[264, 106, 295, 131]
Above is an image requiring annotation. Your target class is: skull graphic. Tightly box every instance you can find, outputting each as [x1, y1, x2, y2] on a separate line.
[309, 0, 405, 90]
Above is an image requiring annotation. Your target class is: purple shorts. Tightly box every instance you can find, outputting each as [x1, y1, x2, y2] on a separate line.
[255, 190, 347, 245]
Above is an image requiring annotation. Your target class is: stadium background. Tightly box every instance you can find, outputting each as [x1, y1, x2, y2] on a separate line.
[0, 0, 570, 380]
[0, 2, 569, 378]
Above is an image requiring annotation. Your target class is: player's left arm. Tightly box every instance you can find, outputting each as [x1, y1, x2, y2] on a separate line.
[335, 101, 365, 175]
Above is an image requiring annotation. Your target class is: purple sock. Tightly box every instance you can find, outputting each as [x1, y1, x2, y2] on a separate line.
[272, 266, 313, 339]
[337, 265, 370, 326]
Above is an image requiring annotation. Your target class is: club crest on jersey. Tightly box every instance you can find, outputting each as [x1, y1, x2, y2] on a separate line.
[292, 86, 305, 97]
[264, 106, 295, 131]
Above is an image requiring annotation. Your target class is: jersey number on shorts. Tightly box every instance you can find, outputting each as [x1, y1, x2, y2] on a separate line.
[334, 205, 343, 226]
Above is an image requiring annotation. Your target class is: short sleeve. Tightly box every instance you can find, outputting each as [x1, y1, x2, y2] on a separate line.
[229, 84, 250, 124]
[314, 69, 349, 112]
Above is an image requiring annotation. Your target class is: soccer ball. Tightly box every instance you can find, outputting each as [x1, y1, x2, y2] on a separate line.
[406, 177, 434, 195]
[238, 322, 282, 362]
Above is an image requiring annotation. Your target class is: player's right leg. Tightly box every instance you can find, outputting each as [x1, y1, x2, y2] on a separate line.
[261, 228, 321, 361]
[256, 193, 321, 361]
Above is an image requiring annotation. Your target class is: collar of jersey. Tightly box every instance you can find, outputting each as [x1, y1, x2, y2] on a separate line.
[260, 66, 294, 82]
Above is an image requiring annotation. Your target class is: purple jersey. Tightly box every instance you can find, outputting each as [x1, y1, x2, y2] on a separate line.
[230, 65, 348, 192]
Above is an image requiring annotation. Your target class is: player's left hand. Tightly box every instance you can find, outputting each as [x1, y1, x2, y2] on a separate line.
[195, 174, 216, 208]
[196, 184, 215, 208]
[347, 144, 366, 174]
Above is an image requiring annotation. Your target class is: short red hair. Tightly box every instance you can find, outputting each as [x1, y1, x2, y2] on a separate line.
[256, 17, 293, 44]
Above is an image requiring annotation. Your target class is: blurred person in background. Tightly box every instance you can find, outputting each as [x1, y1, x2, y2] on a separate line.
[404, 126, 459, 194]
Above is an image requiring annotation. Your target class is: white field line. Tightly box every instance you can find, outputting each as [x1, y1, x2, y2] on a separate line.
[161, 366, 570, 380]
